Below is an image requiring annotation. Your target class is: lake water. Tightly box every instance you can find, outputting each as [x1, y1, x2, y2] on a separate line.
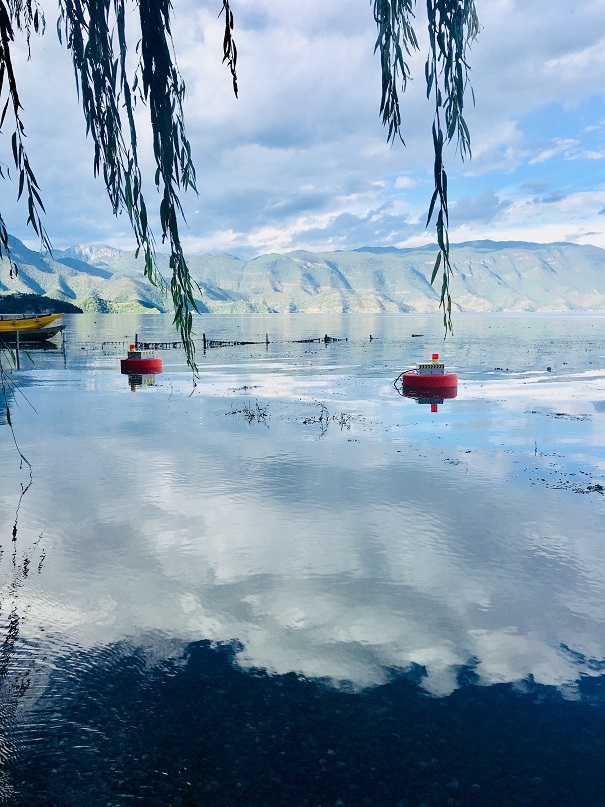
[1, 312, 604, 806]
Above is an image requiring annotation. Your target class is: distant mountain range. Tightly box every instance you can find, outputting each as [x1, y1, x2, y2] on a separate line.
[2, 235, 605, 314]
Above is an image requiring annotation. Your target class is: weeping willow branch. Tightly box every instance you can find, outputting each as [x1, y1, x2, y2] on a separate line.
[373, 0, 479, 330]
[3, 0, 239, 374]
[0, 347, 32, 471]
[425, 0, 479, 331]
[220, 0, 238, 98]
[57, 0, 202, 370]
[55, 0, 240, 372]
[0, 0, 50, 274]
[373, 0, 418, 144]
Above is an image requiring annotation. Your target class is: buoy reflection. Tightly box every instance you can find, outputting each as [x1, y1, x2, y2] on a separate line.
[400, 390, 457, 412]
[128, 374, 158, 391]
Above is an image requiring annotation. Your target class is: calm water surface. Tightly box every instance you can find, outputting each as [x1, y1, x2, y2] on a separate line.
[1, 313, 604, 805]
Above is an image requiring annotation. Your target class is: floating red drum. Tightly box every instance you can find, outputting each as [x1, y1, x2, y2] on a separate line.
[400, 371, 458, 398]
[120, 344, 163, 375]
[398, 352, 458, 399]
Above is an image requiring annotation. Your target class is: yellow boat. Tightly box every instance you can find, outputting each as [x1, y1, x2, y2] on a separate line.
[0, 312, 64, 332]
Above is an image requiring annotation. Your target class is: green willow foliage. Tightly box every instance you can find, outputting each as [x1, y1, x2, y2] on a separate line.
[1, 0, 477, 368]
[0, 0, 50, 278]
[54, 0, 238, 371]
[1, 0, 237, 371]
[373, 0, 479, 329]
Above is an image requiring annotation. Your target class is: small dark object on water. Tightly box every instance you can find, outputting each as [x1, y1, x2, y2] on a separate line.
[411, 333, 424, 337]
[137, 341, 180, 349]
[547, 366, 552, 372]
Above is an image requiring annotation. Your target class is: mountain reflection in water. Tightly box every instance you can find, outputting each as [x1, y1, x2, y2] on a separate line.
[1, 312, 604, 805]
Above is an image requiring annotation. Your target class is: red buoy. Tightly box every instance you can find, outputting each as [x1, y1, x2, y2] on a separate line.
[121, 357, 163, 374]
[394, 353, 458, 400]
[120, 344, 163, 375]
[400, 370, 458, 397]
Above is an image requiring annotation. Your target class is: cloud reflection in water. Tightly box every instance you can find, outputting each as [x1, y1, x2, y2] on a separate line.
[5, 362, 604, 700]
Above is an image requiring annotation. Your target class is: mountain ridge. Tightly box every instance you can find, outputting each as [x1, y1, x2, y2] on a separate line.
[2, 235, 605, 314]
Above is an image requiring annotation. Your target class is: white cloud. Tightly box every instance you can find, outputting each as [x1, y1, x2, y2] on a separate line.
[529, 139, 582, 165]
[546, 36, 605, 71]
[449, 191, 605, 249]
[570, 149, 605, 161]
[395, 176, 418, 189]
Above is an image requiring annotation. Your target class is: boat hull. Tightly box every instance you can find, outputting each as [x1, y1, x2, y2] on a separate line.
[0, 324, 65, 344]
[0, 313, 63, 332]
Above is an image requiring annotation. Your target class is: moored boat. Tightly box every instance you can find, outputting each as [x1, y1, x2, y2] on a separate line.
[0, 312, 63, 332]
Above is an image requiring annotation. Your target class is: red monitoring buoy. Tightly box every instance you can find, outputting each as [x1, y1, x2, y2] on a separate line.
[120, 344, 163, 375]
[394, 353, 458, 410]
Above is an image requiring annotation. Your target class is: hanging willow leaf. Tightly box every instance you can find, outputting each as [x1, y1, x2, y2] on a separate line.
[430, 250, 441, 284]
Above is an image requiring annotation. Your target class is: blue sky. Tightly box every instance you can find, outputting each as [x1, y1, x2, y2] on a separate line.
[3, 0, 605, 258]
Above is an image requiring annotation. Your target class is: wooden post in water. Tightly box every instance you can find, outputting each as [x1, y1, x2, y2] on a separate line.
[265, 333, 269, 345]
[203, 333, 207, 351]
[15, 330, 20, 369]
